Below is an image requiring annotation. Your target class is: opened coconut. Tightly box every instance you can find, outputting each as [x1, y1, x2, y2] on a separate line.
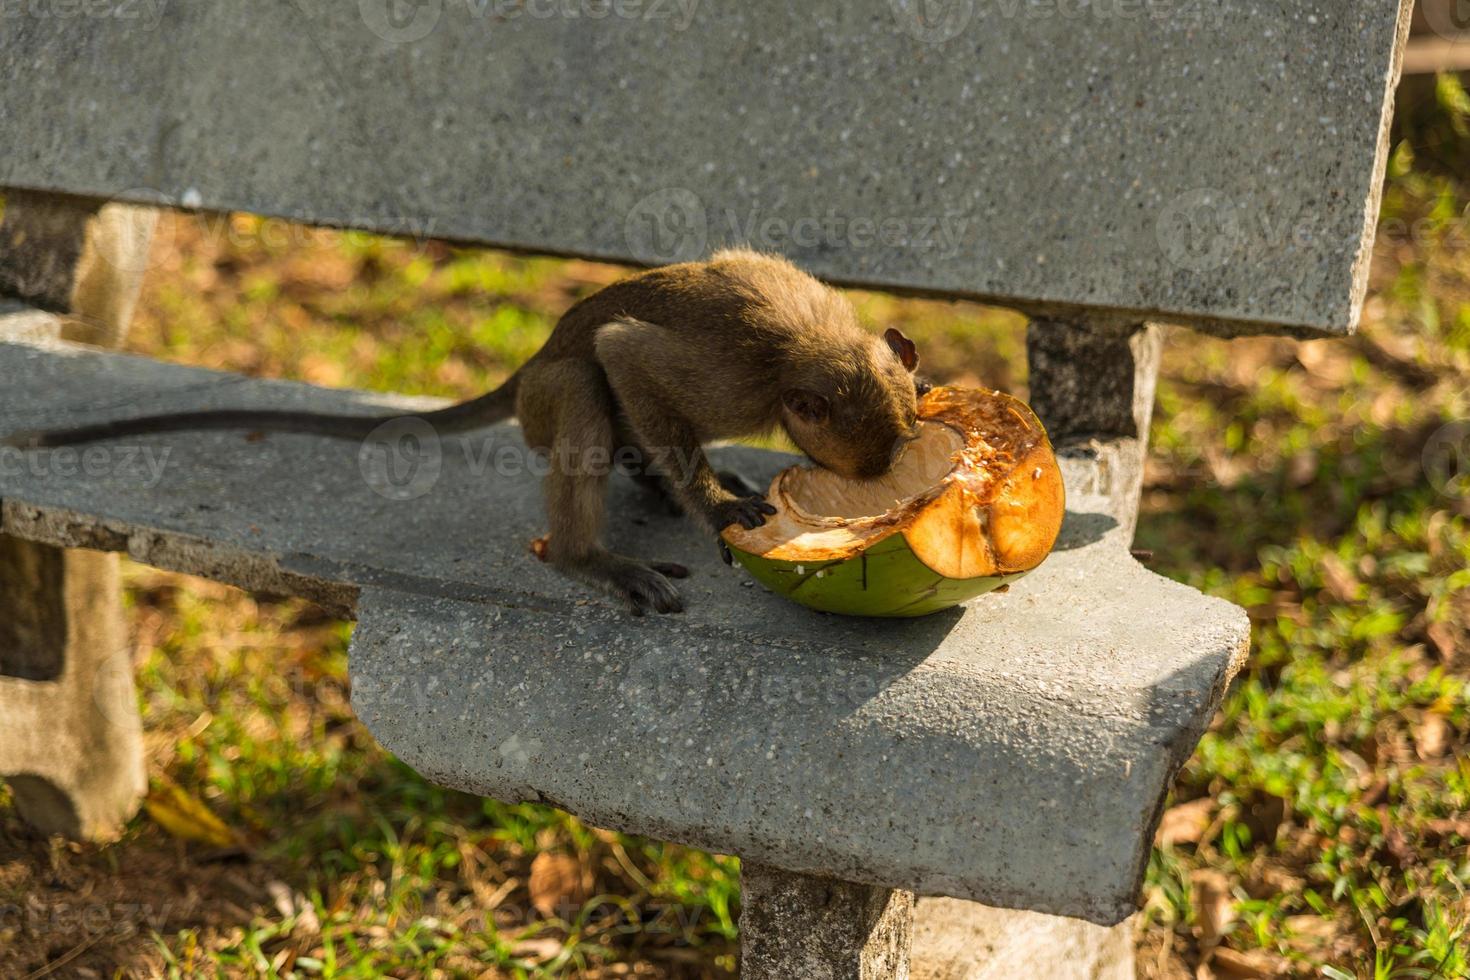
[722, 386, 1064, 617]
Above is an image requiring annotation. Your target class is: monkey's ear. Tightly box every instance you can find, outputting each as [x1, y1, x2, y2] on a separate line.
[884, 328, 919, 372]
[782, 388, 830, 424]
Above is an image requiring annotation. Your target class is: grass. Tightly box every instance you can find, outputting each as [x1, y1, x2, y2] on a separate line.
[3, 88, 1470, 978]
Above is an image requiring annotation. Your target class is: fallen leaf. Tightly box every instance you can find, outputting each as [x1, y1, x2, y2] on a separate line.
[1426, 621, 1457, 662]
[1158, 797, 1216, 847]
[266, 880, 321, 936]
[1380, 821, 1416, 870]
[1283, 913, 1336, 944]
[1424, 817, 1470, 844]
[1210, 946, 1281, 979]
[1191, 870, 1235, 945]
[528, 852, 590, 919]
[1318, 553, 1358, 603]
[144, 778, 238, 848]
[1236, 790, 1288, 846]
[511, 937, 566, 964]
[1415, 713, 1450, 760]
[1286, 450, 1319, 487]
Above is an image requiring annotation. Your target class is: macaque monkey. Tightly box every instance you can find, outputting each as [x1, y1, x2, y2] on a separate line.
[10, 249, 928, 614]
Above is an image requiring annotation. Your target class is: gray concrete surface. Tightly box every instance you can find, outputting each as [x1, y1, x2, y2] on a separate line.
[0, 338, 1249, 923]
[742, 863, 913, 979]
[0, 1, 1409, 335]
[910, 899, 1132, 980]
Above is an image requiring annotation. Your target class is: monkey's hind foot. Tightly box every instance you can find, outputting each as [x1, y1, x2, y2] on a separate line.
[588, 554, 686, 616]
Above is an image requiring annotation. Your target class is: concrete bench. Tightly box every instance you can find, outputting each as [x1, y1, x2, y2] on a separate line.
[0, 3, 1411, 976]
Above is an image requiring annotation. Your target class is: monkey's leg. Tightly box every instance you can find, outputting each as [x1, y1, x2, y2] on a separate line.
[516, 360, 687, 614]
[612, 418, 684, 516]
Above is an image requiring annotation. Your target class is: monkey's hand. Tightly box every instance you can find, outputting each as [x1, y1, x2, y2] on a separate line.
[708, 493, 777, 531]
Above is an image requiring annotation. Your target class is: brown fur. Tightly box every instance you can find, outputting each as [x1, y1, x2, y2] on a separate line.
[10, 249, 924, 614]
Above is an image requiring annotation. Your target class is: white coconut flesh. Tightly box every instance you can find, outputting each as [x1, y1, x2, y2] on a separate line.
[780, 421, 965, 521]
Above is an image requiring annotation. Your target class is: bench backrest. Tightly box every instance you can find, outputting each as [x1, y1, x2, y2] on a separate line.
[0, 1, 1409, 335]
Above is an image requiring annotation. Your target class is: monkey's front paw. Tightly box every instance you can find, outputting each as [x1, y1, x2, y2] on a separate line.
[709, 495, 777, 531]
[611, 562, 685, 616]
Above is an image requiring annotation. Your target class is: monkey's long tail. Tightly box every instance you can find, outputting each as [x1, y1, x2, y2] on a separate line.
[4, 375, 521, 450]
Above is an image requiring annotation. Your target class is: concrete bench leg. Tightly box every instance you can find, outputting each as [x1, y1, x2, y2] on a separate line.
[910, 899, 1134, 979]
[740, 863, 914, 979]
[1026, 317, 1163, 540]
[0, 190, 156, 839]
[908, 314, 1157, 978]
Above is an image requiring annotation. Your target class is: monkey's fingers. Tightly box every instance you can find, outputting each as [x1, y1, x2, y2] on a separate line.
[713, 496, 778, 531]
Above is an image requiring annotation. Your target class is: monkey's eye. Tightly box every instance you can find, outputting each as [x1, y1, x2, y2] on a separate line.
[914, 377, 933, 396]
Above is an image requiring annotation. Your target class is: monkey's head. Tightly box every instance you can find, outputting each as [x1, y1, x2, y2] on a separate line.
[781, 328, 930, 480]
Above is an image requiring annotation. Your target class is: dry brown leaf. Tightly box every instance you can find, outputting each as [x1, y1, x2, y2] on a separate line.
[1318, 553, 1358, 603]
[1209, 946, 1281, 979]
[528, 851, 591, 919]
[1415, 713, 1450, 760]
[1283, 913, 1335, 945]
[266, 880, 320, 936]
[1426, 621, 1457, 662]
[1191, 870, 1235, 946]
[1286, 451, 1319, 487]
[1424, 817, 1470, 843]
[510, 937, 566, 964]
[144, 777, 239, 848]
[1158, 798, 1216, 847]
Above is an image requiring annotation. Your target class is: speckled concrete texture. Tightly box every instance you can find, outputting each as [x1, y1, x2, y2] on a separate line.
[911, 899, 1132, 979]
[741, 863, 913, 979]
[0, 338, 1249, 923]
[0, 2, 1409, 334]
